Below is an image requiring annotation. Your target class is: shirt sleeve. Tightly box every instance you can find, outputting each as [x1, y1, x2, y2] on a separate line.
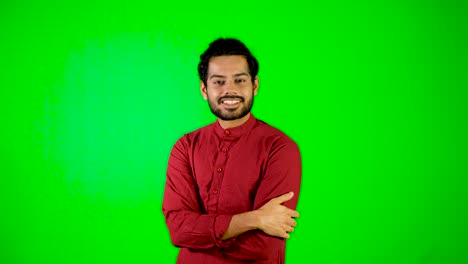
[221, 138, 302, 261]
[162, 136, 235, 251]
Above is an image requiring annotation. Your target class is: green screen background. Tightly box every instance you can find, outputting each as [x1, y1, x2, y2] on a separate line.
[1, 1, 467, 263]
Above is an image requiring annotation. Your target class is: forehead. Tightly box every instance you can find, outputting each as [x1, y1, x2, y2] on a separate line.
[207, 55, 249, 76]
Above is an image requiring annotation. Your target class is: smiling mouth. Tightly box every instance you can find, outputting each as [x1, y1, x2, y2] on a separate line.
[219, 97, 243, 105]
[222, 99, 241, 105]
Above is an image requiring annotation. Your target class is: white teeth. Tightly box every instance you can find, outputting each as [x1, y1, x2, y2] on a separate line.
[224, 100, 239, 104]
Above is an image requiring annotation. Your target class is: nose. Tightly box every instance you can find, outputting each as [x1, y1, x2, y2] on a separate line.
[224, 79, 238, 94]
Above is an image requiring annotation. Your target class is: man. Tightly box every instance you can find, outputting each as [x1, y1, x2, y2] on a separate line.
[162, 38, 301, 263]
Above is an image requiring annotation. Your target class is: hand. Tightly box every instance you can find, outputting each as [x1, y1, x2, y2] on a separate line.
[255, 192, 299, 239]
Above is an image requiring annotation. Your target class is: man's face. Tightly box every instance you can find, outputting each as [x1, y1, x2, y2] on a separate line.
[201, 55, 259, 121]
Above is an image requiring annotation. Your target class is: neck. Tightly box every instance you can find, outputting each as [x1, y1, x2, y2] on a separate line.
[218, 113, 251, 129]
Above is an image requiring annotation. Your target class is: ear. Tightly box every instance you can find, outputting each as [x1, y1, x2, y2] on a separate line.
[200, 80, 208, 100]
[253, 76, 259, 96]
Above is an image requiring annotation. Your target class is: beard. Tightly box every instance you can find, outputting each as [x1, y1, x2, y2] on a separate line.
[207, 94, 254, 121]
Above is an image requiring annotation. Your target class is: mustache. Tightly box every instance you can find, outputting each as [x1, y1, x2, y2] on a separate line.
[218, 95, 244, 104]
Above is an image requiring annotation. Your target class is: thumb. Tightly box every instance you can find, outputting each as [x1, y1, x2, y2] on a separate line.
[274, 192, 294, 204]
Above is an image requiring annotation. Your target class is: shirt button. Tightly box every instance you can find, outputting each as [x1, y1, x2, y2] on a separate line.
[224, 130, 230, 135]
[213, 189, 219, 194]
[217, 168, 223, 172]
[221, 148, 227, 152]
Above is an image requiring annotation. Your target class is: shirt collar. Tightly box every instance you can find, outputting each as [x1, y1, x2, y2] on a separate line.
[213, 113, 257, 140]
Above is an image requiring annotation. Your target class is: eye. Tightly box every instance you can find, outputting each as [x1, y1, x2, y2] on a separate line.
[214, 80, 225, 85]
[235, 79, 246, 84]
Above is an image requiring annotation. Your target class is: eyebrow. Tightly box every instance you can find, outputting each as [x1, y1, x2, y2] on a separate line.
[209, 72, 250, 79]
[209, 74, 226, 80]
[233, 73, 250, 78]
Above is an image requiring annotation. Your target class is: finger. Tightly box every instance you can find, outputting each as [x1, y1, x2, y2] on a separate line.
[274, 229, 289, 239]
[286, 208, 300, 218]
[277, 231, 289, 239]
[286, 218, 297, 227]
[272, 192, 294, 204]
[285, 225, 294, 233]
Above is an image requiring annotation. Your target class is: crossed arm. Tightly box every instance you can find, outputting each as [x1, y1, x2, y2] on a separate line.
[222, 192, 299, 240]
[162, 136, 301, 260]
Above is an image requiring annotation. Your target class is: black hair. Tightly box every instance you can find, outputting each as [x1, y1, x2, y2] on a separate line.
[198, 38, 259, 86]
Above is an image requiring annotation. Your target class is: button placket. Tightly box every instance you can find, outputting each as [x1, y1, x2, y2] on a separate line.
[208, 140, 231, 211]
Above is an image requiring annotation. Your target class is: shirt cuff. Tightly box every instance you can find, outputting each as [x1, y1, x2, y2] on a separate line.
[211, 214, 235, 248]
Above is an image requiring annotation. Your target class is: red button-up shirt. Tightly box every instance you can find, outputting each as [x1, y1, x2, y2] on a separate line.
[162, 114, 301, 263]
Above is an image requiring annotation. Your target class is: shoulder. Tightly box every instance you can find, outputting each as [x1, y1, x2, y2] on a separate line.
[173, 122, 214, 148]
[251, 119, 301, 160]
[251, 119, 301, 168]
[253, 119, 298, 147]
